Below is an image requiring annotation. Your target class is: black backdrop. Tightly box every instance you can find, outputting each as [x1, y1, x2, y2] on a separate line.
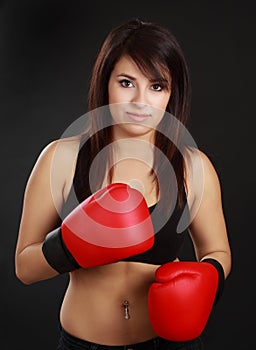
[1, 1, 255, 349]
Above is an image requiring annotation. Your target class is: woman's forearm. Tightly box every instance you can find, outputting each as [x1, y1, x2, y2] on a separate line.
[15, 242, 59, 284]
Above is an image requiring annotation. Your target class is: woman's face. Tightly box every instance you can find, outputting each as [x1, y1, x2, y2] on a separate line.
[108, 55, 171, 141]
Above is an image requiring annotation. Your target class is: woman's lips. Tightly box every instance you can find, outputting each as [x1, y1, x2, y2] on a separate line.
[126, 112, 150, 122]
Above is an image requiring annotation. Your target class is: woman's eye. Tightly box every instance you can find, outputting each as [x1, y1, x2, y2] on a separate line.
[151, 84, 162, 91]
[120, 79, 133, 88]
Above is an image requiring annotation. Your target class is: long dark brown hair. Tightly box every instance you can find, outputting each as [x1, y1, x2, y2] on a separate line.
[78, 19, 191, 213]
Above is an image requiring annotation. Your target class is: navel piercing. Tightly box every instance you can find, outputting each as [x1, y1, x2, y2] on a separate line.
[122, 300, 130, 319]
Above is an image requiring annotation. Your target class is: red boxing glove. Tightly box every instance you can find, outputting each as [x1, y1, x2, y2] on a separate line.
[43, 183, 154, 272]
[148, 261, 219, 342]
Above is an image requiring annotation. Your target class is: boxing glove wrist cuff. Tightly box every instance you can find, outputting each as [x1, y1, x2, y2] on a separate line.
[201, 258, 225, 303]
[42, 227, 80, 274]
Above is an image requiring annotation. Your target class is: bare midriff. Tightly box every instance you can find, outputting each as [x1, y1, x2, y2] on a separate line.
[60, 261, 161, 345]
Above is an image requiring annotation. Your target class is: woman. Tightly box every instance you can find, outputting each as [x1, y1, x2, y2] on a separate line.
[15, 19, 232, 350]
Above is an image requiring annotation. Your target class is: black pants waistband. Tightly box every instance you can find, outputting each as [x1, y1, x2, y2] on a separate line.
[57, 326, 204, 350]
[58, 327, 161, 350]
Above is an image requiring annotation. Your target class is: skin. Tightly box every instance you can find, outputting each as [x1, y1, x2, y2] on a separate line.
[108, 55, 171, 143]
[15, 55, 231, 345]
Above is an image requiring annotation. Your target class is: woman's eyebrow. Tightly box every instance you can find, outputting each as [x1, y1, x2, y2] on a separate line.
[116, 73, 136, 80]
[116, 74, 169, 84]
[150, 77, 169, 83]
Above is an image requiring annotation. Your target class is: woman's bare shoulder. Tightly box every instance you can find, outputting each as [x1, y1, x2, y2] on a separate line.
[35, 135, 82, 168]
[47, 135, 82, 176]
[184, 146, 216, 176]
[44, 135, 81, 154]
[183, 146, 221, 210]
[30, 135, 82, 185]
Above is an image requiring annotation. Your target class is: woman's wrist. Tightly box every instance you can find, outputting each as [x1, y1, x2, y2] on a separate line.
[201, 258, 225, 303]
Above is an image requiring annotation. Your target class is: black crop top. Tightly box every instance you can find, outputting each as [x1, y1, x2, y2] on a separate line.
[123, 198, 188, 265]
[62, 137, 189, 265]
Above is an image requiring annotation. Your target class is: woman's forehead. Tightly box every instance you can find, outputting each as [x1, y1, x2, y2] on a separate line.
[113, 55, 171, 83]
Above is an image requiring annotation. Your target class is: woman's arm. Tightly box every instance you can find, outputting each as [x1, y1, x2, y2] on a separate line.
[186, 149, 232, 279]
[15, 139, 78, 284]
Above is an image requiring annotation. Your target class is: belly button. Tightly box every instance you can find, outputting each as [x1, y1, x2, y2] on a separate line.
[122, 300, 130, 320]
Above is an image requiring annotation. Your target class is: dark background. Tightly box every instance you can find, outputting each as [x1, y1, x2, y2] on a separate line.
[1, 1, 255, 349]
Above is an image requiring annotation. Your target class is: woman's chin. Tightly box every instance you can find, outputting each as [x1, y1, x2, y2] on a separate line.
[113, 123, 155, 140]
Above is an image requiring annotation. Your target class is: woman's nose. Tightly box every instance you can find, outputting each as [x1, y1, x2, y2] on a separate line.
[130, 88, 148, 107]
